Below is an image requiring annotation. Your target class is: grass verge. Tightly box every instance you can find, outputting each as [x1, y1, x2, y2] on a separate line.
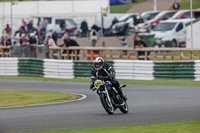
[110, 0, 149, 13]
[179, 0, 200, 10]
[25, 121, 200, 133]
[0, 89, 79, 108]
[0, 76, 200, 86]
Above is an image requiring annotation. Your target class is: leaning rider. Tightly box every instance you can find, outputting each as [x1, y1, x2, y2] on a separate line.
[90, 57, 127, 101]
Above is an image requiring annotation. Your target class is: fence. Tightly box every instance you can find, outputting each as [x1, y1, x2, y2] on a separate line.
[0, 58, 200, 81]
[49, 47, 200, 61]
[1, 46, 200, 61]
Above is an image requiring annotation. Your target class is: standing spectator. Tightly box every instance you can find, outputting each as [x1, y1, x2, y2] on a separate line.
[111, 17, 119, 27]
[2, 24, 11, 35]
[45, 35, 57, 59]
[89, 29, 98, 47]
[39, 18, 49, 37]
[172, 0, 180, 10]
[50, 30, 58, 45]
[134, 36, 149, 60]
[80, 19, 88, 37]
[60, 20, 66, 31]
[3, 36, 12, 55]
[62, 34, 80, 60]
[0, 36, 5, 45]
[4, 36, 12, 46]
[27, 20, 34, 33]
[20, 19, 28, 33]
[20, 34, 30, 46]
[91, 22, 101, 32]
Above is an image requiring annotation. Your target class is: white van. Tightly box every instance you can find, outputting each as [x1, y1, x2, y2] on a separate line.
[151, 19, 192, 47]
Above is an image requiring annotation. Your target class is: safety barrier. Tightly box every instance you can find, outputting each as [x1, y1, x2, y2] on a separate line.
[114, 60, 154, 80]
[153, 61, 195, 80]
[195, 60, 200, 81]
[0, 58, 199, 81]
[18, 58, 44, 77]
[43, 59, 74, 79]
[0, 58, 18, 76]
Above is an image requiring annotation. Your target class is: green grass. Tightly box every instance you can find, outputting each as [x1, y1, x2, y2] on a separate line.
[179, 0, 200, 10]
[0, 89, 78, 108]
[110, 0, 149, 13]
[25, 121, 200, 133]
[0, 76, 200, 86]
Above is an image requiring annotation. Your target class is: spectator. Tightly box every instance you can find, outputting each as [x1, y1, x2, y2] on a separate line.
[4, 36, 12, 46]
[62, 34, 80, 60]
[45, 35, 57, 59]
[172, 0, 180, 10]
[134, 36, 149, 60]
[89, 29, 98, 47]
[27, 20, 34, 33]
[39, 18, 49, 37]
[91, 22, 101, 32]
[20, 34, 30, 46]
[2, 24, 11, 35]
[13, 40, 20, 46]
[80, 19, 88, 37]
[29, 33, 37, 44]
[111, 17, 119, 27]
[3, 36, 12, 54]
[18, 19, 28, 34]
[49, 30, 58, 45]
[0, 36, 5, 45]
[60, 20, 66, 31]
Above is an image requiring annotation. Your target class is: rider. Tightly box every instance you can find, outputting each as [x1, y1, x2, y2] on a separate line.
[90, 57, 127, 101]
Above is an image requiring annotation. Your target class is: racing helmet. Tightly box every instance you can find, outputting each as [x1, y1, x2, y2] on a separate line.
[93, 57, 104, 71]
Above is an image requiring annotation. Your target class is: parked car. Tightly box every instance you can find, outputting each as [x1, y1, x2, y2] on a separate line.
[148, 10, 178, 26]
[151, 19, 192, 47]
[111, 14, 142, 36]
[136, 10, 177, 33]
[170, 9, 200, 20]
[46, 17, 79, 38]
[141, 11, 160, 22]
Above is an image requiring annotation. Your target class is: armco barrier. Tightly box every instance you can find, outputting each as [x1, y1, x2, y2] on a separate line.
[0, 58, 199, 81]
[195, 60, 200, 81]
[153, 61, 195, 80]
[0, 58, 18, 76]
[114, 60, 154, 80]
[43, 59, 74, 79]
[18, 58, 44, 77]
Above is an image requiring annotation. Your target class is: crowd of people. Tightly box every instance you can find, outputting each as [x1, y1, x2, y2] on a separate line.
[0, 17, 150, 60]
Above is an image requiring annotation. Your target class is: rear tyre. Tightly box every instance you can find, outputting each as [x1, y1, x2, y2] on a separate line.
[100, 93, 114, 115]
[119, 101, 129, 114]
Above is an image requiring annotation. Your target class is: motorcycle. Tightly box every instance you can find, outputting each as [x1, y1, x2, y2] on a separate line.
[91, 79, 128, 115]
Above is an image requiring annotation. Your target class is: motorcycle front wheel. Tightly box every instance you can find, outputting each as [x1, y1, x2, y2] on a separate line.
[100, 93, 114, 115]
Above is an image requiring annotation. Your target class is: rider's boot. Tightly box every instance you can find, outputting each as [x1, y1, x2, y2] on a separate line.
[117, 88, 127, 101]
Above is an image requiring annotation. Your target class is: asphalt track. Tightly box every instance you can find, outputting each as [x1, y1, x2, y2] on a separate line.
[0, 79, 200, 133]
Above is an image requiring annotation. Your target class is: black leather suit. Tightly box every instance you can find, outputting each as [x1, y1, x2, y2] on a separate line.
[90, 63, 122, 95]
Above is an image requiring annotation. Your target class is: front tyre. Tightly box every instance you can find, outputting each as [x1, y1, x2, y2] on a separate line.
[119, 101, 129, 114]
[100, 93, 114, 115]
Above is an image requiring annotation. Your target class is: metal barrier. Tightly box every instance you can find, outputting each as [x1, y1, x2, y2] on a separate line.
[49, 47, 200, 60]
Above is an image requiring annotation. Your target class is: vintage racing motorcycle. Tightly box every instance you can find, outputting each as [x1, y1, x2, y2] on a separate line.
[91, 79, 128, 115]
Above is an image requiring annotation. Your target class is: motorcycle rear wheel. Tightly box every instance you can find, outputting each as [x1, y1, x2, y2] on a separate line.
[119, 101, 129, 114]
[100, 93, 114, 115]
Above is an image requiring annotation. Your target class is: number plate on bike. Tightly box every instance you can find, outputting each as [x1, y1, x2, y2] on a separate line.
[94, 80, 103, 87]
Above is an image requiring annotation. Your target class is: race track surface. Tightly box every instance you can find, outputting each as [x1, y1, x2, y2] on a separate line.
[0, 79, 200, 133]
